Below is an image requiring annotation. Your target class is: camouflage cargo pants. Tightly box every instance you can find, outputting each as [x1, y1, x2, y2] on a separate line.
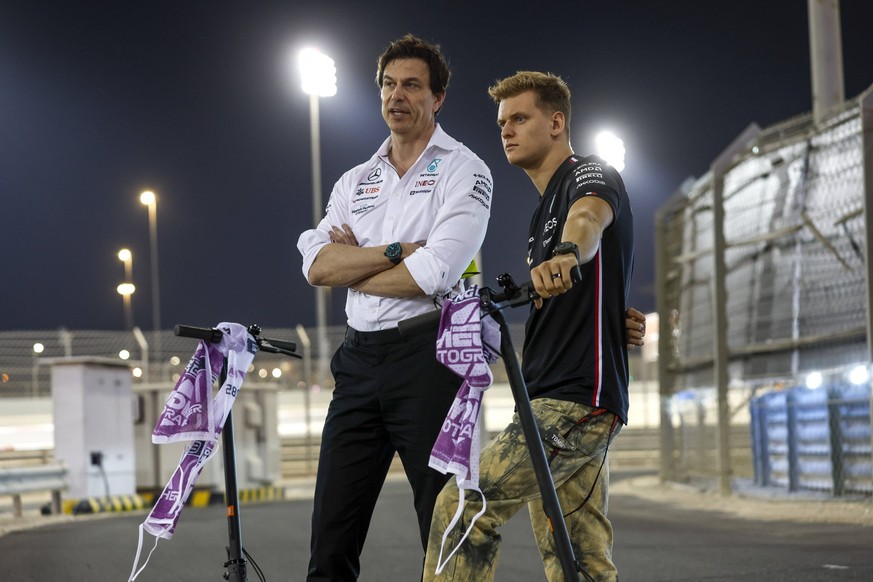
[424, 398, 621, 582]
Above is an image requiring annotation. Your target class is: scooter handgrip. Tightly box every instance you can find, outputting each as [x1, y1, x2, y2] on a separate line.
[266, 338, 298, 352]
[174, 324, 223, 343]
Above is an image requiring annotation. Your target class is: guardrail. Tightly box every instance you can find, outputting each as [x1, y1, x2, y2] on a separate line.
[0, 449, 53, 468]
[0, 428, 665, 501]
[280, 428, 664, 478]
[0, 465, 66, 517]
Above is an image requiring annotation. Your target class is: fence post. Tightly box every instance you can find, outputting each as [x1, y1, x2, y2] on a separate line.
[750, 396, 764, 486]
[786, 389, 799, 492]
[860, 85, 873, 492]
[655, 198, 677, 483]
[758, 398, 772, 487]
[827, 385, 846, 496]
[710, 123, 762, 495]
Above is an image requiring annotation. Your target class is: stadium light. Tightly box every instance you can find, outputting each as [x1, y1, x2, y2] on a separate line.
[297, 47, 336, 385]
[805, 371, 823, 389]
[595, 130, 626, 172]
[848, 365, 869, 385]
[299, 48, 337, 97]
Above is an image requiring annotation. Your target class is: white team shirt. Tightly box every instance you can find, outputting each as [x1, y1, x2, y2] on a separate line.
[297, 124, 493, 331]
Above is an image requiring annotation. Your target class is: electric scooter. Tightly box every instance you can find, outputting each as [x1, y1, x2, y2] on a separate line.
[173, 324, 301, 582]
[398, 272, 594, 582]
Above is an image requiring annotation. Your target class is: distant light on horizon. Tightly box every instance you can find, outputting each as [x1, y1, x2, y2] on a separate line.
[805, 371, 823, 389]
[849, 365, 869, 385]
[298, 48, 337, 97]
[595, 131, 626, 172]
[139, 190, 155, 206]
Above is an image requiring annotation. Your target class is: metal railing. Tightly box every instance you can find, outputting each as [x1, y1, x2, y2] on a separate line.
[0, 465, 66, 517]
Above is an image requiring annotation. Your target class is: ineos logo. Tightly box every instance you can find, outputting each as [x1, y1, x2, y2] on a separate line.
[543, 217, 558, 233]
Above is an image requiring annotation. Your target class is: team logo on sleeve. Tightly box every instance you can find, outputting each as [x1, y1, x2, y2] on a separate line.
[574, 162, 608, 188]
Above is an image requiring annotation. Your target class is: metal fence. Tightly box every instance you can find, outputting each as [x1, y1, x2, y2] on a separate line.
[656, 86, 873, 493]
[0, 323, 533, 399]
[750, 382, 872, 495]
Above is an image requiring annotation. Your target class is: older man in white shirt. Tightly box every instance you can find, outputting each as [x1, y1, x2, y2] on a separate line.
[297, 34, 492, 582]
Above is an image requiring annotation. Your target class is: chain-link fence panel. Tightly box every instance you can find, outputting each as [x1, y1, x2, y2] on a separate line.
[657, 92, 872, 491]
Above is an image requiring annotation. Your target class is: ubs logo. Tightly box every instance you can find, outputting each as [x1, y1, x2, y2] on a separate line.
[368, 167, 381, 181]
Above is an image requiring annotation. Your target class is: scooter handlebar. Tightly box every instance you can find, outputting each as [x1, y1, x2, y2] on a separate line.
[174, 324, 223, 343]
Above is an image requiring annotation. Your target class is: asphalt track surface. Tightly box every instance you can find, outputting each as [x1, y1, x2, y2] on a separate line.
[2, 472, 873, 581]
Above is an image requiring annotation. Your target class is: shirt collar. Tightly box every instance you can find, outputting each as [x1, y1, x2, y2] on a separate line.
[376, 123, 457, 159]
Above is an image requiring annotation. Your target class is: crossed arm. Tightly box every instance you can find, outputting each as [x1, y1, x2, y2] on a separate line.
[306, 224, 425, 297]
[319, 220, 646, 346]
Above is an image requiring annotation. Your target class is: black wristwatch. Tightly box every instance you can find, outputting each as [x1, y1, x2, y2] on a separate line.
[553, 241, 581, 265]
[384, 242, 403, 265]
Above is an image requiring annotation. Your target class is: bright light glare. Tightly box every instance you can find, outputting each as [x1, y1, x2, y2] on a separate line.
[119, 350, 130, 360]
[805, 371, 823, 389]
[132, 367, 143, 378]
[272, 368, 282, 379]
[140, 190, 155, 206]
[258, 368, 268, 379]
[849, 365, 869, 385]
[33, 343, 45, 354]
[118, 248, 132, 262]
[117, 283, 136, 296]
[299, 48, 337, 97]
[595, 131, 626, 172]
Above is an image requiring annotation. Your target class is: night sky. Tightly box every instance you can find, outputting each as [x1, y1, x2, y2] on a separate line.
[3, 1, 872, 332]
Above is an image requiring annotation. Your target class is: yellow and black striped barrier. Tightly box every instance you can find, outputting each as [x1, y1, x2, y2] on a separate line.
[65, 494, 149, 515]
[64, 486, 285, 515]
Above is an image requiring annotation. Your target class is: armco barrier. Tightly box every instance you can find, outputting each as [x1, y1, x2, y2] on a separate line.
[0, 464, 66, 517]
[750, 384, 872, 496]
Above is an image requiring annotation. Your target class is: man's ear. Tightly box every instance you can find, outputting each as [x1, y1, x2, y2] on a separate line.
[433, 91, 446, 115]
[550, 111, 565, 137]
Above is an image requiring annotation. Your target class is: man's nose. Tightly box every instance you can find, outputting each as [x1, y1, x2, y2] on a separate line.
[389, 85, 405, 101]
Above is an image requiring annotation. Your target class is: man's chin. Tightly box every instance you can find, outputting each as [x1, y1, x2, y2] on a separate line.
[505, 151, 526, 168]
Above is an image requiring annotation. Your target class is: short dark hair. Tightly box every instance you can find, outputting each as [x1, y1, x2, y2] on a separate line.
[488, 71, 572, 135]
[375, 34, 451, 97]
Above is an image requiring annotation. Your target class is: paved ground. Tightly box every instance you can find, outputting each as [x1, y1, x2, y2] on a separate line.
[2, 471, 873, 581]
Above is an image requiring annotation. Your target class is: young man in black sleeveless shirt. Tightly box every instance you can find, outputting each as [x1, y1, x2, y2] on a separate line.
[425, 71, 635, 582]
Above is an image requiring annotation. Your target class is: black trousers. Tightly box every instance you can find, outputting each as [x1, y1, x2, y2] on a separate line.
[306, 325, 462, 582]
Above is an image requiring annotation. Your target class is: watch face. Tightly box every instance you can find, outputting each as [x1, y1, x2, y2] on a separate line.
[385, 242, 402, 263]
